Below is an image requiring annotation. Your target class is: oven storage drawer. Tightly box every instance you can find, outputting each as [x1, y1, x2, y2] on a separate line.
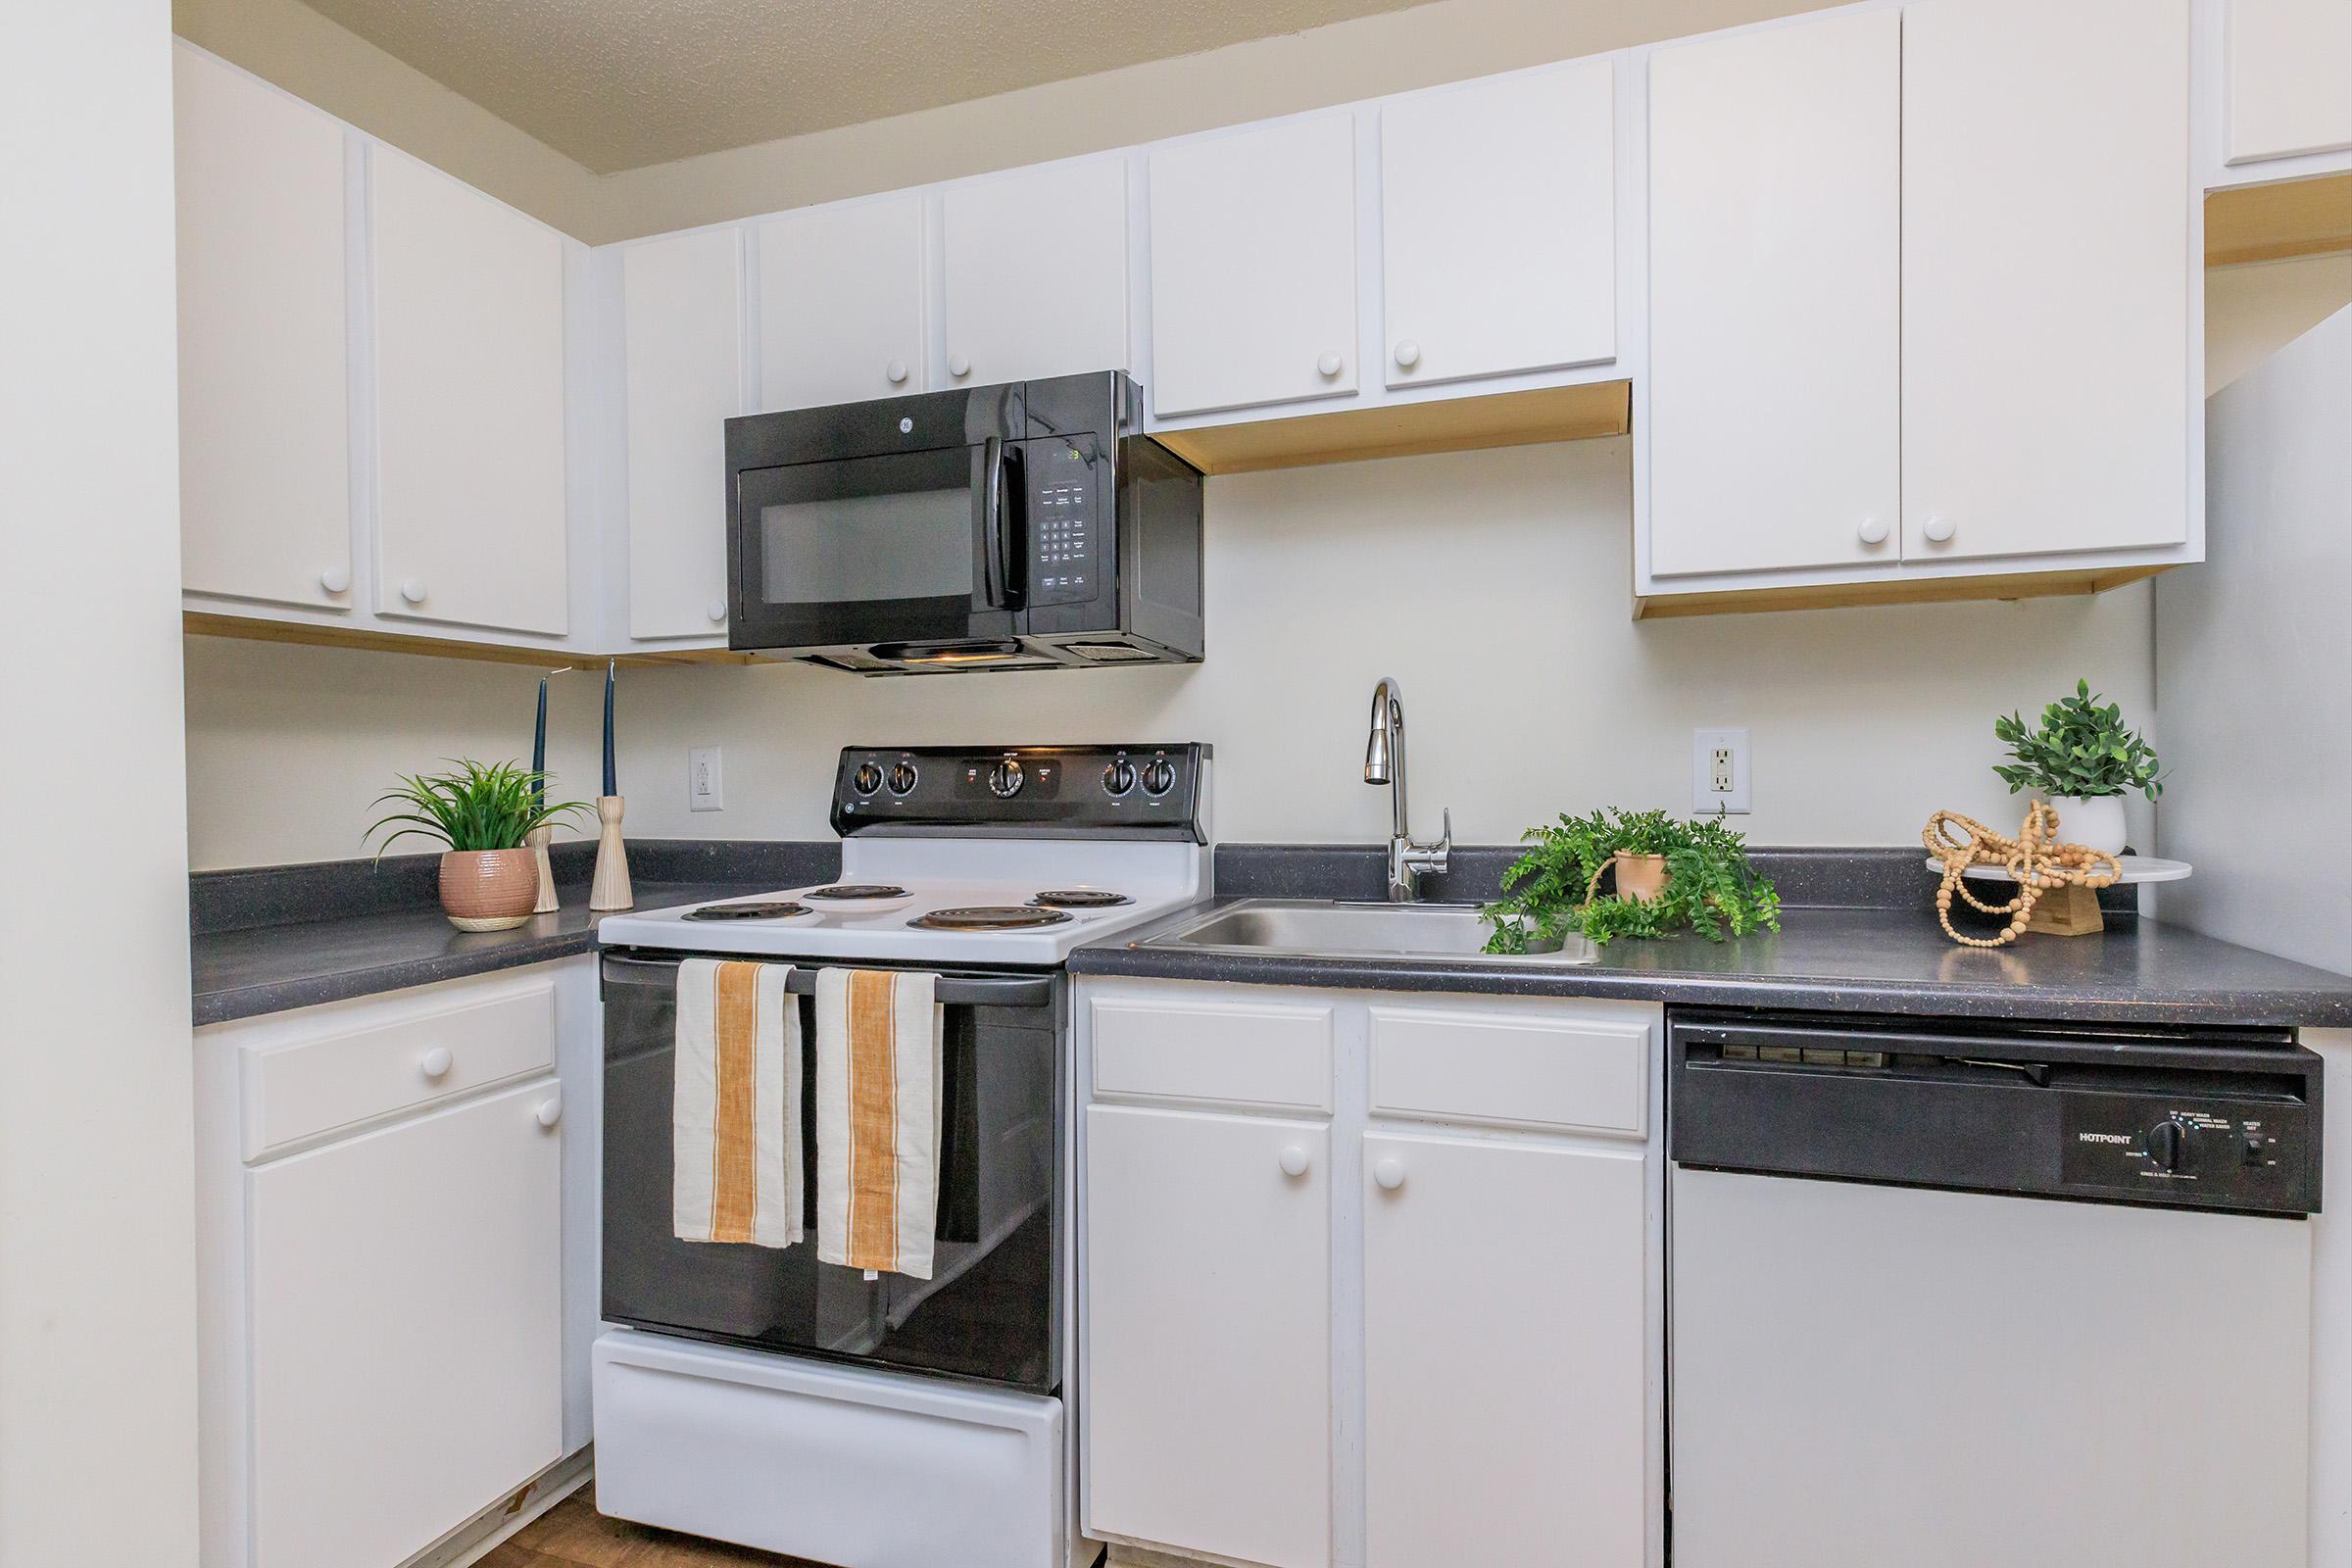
[594, 1329, 1064, 1568]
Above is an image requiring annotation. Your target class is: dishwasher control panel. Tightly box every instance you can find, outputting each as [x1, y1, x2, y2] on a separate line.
[1669, 1009, 2323, 1216]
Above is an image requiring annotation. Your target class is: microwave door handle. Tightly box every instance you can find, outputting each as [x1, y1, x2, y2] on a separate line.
[980, 435, 1009, 609]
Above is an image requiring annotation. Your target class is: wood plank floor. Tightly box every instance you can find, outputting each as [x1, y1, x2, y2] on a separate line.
[481, 1491, 826, 1568]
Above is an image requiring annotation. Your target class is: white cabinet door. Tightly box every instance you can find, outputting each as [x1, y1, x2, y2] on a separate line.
[1646, 7, 1901, 578]
[1085, 1104, 1331, 1568]
[943, 158, 1129, 386]
[1362, 1131, 1646, 1568]
[1380, 61, 1616, 389]
[1901, 0, 2192, 564]
[1148, 114, 1360, 417]
[370, 148, 569, 634]
[173, 46, 353, 611]
[623, 228, 741, 640]
[2227, 0, 2352, 164]
[758, 194, 925, 410]
[247, 1079, 563, 1568]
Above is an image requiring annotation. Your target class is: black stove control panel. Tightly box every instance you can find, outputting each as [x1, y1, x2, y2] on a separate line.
[832, 744, 1210, 841]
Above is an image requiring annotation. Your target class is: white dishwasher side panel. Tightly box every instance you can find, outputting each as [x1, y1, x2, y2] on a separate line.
[1669, 1166, 2311, 1568]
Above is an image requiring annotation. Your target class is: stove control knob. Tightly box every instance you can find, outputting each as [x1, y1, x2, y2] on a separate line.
[1141, 757, 1177, 797]
[2146, 1117, 2189, 1173]
[853, 761, 884, 796]
[988, 759, 1025, 798]
[1102, 759, 1137, 797]
[888, 761, 918, 796]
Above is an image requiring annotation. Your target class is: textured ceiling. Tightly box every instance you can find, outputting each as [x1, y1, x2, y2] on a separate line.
[295, 0, 1439, 172]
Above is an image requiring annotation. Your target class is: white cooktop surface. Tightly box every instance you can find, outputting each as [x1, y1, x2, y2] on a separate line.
[596, 836, 1204, 966]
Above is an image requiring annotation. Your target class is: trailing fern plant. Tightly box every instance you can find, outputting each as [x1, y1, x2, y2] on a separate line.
[368, 760, 589, 857]
[1992, 678, 2164, 803]
[1482, 808, 1781, 953]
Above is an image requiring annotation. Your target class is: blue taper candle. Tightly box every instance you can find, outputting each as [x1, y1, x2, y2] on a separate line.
[602, 660, 617, 797]
[531, 676, 548, 808]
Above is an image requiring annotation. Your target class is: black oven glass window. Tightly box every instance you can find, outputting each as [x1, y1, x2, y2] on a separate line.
[756, 451, 974, 606]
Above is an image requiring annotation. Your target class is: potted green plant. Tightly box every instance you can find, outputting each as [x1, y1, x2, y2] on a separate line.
[369, 760, 590, 932]
[1482, 808, 1781, 953]
[1991, 679, 2162, 857]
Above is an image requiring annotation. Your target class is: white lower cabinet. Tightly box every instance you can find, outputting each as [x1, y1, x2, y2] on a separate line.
[1081, 980, 1661, 1568]
[198, 964, 595, 1568]
[1085, 1104, 1334, 1568]
[1362, 1131, 1647, 1568]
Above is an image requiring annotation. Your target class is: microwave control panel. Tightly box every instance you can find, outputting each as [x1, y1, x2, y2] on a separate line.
[1023, 437, 1100, 608]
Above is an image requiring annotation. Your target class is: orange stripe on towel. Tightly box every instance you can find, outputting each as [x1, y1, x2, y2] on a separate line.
[710, 960, 761, 1244]
[847, 969, 900, 1270]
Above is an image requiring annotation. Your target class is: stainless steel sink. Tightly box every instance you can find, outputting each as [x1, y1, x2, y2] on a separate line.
[1142, 898, 1599, 965]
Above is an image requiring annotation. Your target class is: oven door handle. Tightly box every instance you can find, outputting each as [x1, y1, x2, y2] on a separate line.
[978, 434, 1018, 610]
[603, 951, 1054, 1008]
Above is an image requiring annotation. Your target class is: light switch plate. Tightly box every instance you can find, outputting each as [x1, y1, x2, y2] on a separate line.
[1692, 727, 1750, 815]
[689, 746, 724, 812]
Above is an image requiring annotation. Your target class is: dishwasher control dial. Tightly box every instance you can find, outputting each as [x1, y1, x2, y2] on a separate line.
[2146, 1117, 2191, 1173]
[988, 759, 1025, 798]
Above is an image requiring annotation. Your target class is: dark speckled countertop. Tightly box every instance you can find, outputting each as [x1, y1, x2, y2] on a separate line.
[1067, 845, 2352, 1029]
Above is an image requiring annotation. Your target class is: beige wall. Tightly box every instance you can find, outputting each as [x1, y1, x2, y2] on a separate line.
[175, 0, 1835, 244]
[0, 2, 199, 1560]
[2207, 254, 2352, 394]
[186, 442, 2159, 868]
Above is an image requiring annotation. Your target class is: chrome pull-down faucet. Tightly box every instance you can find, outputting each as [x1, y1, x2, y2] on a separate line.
[1364, 676, 1451, 903]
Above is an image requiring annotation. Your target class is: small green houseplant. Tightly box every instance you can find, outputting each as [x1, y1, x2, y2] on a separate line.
[368, 760, 588, 932]
[1991, 679, 2161, 855]
[1482, 808, 1781, 953]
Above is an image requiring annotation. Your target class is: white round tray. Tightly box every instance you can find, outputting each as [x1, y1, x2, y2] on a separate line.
[1922, 854, 2191, 884]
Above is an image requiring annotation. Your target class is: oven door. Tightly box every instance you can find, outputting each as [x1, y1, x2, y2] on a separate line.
[729, 437, 1023, 653]
[600, 952, 1061, 1393]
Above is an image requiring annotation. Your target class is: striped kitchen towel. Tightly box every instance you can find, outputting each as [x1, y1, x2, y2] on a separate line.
[672, 958, 805, 1249]
[815, 967, 945, 1281]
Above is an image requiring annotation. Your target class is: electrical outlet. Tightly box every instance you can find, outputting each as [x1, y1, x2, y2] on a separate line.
[1692, 728, 1751, 815]
[689, 746, 724, 812]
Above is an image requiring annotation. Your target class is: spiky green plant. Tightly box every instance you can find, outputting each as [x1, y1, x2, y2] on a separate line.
[368, 760, 590, 857]
[1482, 808, 1781, 952]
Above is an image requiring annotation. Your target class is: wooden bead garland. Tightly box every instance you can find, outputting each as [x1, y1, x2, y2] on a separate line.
[1922, 803, 2123, 949]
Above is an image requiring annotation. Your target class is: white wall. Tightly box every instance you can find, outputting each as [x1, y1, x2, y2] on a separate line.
[0, 2, 199, 1561]
[2207, 254, 2352, 394]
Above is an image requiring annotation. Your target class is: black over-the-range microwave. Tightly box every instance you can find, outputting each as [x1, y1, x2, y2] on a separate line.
[722, 370, 1204, 674]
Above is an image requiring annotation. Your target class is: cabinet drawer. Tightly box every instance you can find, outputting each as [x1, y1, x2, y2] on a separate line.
[241, 973, 558, 1160]
[1091, 995, 1334, 1112]
[1370, 1003, 1648, 1136]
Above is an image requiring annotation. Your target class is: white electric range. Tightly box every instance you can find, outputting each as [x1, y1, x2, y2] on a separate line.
[591, 743, 1208, 1568]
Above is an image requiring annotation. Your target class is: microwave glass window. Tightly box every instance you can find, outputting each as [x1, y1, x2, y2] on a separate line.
[760, 489, 972, 605]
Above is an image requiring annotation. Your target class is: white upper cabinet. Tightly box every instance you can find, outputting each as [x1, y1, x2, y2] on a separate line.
[370, 148, 570, 634]
[173, 46, 354, 612]
[758, 194, 925, 411]
[623, 228, 741, 640]
[1148, 114, 1360, 418]
[2226, 0, 2352, 164]
[1646, 8, 1901, 578]
[1362, 1131, 1647, 1568]
[1380, 61, 1617, 389]
[942, 158, 1130, 385]
[1900, 0, 2193, 564]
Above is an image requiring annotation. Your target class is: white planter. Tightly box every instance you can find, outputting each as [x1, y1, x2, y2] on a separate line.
[2047, 795, 2129, 856]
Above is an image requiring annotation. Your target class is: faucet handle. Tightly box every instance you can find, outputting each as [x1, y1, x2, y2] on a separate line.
[1433, 808, 1452, 861]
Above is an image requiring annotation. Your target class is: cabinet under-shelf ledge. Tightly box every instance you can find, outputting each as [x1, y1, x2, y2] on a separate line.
[1151, 379, 1631, 476]
[1632, 563, 2175, 620]
[182, 611, 756, 667]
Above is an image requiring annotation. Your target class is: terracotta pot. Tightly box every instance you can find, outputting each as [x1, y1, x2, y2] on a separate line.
[1611, 852, 1671, 903]
[439, 848, 540, 932]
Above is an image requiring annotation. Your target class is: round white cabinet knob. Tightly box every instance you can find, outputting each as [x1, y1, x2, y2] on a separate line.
[1374, 1157, 1406, 1192]
[536, 1097, 563, 1129]
[1316, 351, 1344, 378]
[318, 565, 351, 595]
[400, 578, 427, 605]
[1922, 515, 1957, 545]
[1394, 339, 1421, 369]
[1278, 1145, 1311, 1178]
[707, 600, 728, 624]
[418, 1047, 453, 1081]
[1857, 517, 1890, 547]
[948, 354, 971, 379]
[885, 360, 909, 385]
